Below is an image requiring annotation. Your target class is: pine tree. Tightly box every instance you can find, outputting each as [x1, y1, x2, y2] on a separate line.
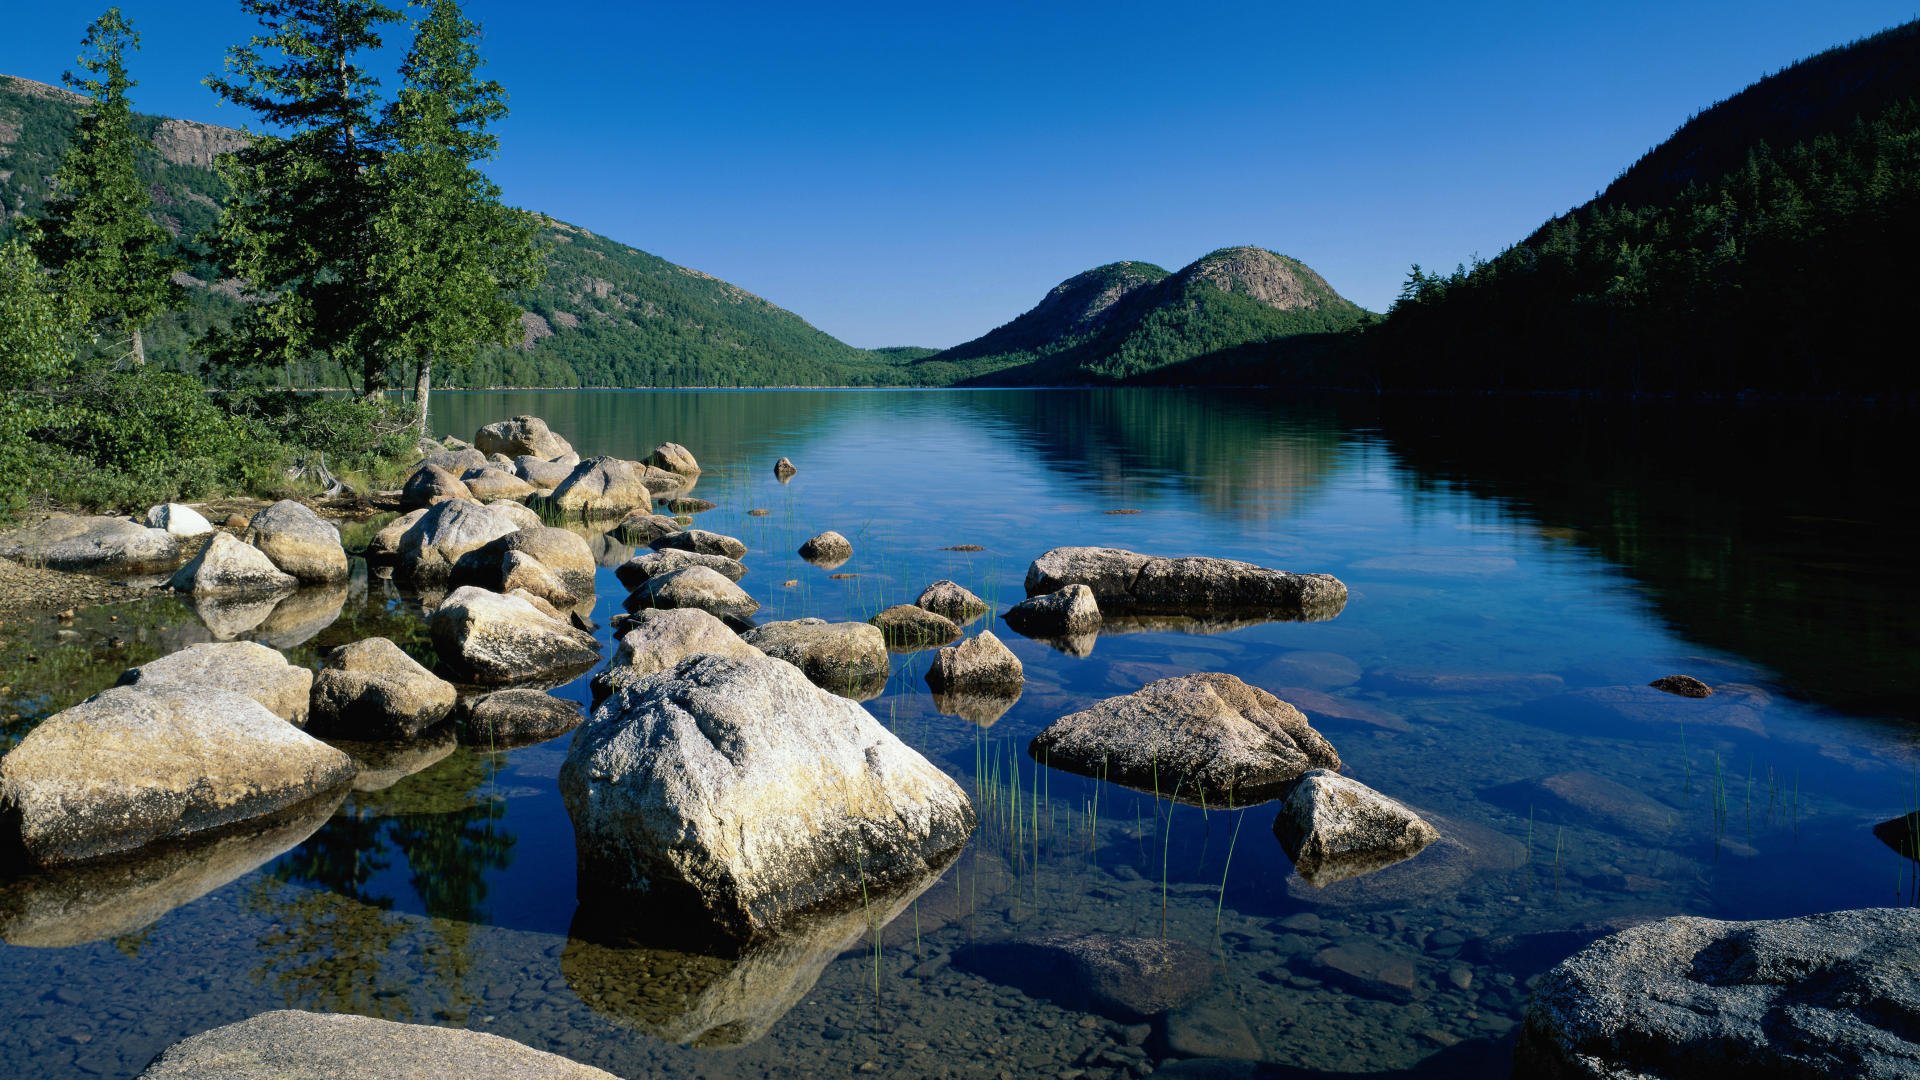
[205, 0, 403, 396]
[372, 0, 543, 432]
[28, 8, 180, 366]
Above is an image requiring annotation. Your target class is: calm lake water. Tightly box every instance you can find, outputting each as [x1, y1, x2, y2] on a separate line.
[2, 389, 1916, 1078]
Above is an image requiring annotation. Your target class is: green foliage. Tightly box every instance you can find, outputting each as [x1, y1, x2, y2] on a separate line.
[0, 238, 83, 386]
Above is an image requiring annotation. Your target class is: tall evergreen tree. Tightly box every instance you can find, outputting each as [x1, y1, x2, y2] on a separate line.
[372, 0, 543, 432]
[205, 0, 403, 396]
[28, 8, 180, 366]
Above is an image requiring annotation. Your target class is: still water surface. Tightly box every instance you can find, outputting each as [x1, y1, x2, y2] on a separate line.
[1, 389, 1915, 1077]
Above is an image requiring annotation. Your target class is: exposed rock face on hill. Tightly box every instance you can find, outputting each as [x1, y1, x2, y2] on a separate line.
[151, 117, 246, 167]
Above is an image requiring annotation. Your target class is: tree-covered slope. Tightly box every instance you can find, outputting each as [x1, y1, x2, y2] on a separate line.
[910, 246, 1371, 386]
[1372, 20, 1920, 397]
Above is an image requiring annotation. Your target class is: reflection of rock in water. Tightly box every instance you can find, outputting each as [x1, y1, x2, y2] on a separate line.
[1284, 813, 1526, 908]
[1874, 812, 1920, 862]
[331, 726, 459, 792]
[1023, 631, 1097, 658]
[188, 592, 284, 640]
[0, 788, 344, 948]
[562, 852, 953, 1048]
[931, 688, 1020, 726]
[253, 582, 348, 649]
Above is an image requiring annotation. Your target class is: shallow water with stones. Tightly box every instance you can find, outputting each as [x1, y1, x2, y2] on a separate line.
[1, 388, 1915, 1078]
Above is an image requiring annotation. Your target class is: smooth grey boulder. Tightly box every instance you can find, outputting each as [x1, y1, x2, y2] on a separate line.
[651, 528, 748, 560]
[647, 441, 701, 476]
[490, 500, 543, 530]
[548, 455, 655, 518]
[627, 565, 759, 623]
[118, 641, 314, 726]
[1516, 908, 1920, 1079]
[430, 585, 601, 685]
[0, 513, 181, 575]
[144, 503, 213, 537]
[1030, 673, 1340, 804]
[797, 530, 852, 567]
[457, 688, 583, 748]
[474, 414, 576, 461]
[138, 1010, 617, 1080]
[741, 618, 890, 699]
[926, 629, 1023, 693]
[513, 454, 577, 491]
[450, 526, 597, 604]
[1026, 546, 1347, 620]
[1004, 583, 1102, 637]
[916, 579, 989, 623]
[1274, 769, 1440, 886]
[400, 462, 472, 510]
[170, 532, 299, 596]
[460, 465, 537, 501]
[307, 637, 459, 740]
[0, 685, 354, 867]
[393, 499, 524, 585]
[615, 548, 744, 590]
[591, 608, 761, 704]
[245, 499, 348, 583]
[561, 652, 976, 944]
[364, 508, 425, 566]
[610, 510, 682, 546]
[418, 446, 488, 476]
[869, 604, 962, 651]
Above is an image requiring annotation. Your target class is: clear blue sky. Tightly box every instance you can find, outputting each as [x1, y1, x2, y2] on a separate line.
[5, 2, 1915, 347]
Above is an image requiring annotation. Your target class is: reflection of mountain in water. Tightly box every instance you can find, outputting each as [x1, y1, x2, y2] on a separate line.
[1374, 398, 1920, 718]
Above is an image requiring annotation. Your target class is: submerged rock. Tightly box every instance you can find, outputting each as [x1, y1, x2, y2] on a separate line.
[647, 441, 701, 476]
[1274, 770, 1440, 886]
[430, 585, 602, 685]
[915, 579, 990, 623]
[740, 618, 890, 699]
[626, 565, 760, 623]
[474, 414, 576, 461]
[0, 513, 181, 575]
[244, 499, 348, 583]
[651, 528, 748, 560]
[560, 652, 976, 943]
[170, 532, 299, 596]
[615, 548, 745, 589]
[591, 608, 761, 704]
[1004, 583, 1102, 637]
[798, 530, 853, 567]
[457, 688, 583, 748]
[1030, 673, 1339, 804]
[1648, 673, 1713, 698]
[400, 462, 472, 510]
[926, 629, 1023, 693]
[144, 503, 213, 537]
[0, 685, 354, 867]
[869, 604, 962, 651]
[548, 455, 656, 518]
[307, 637, 459, 740]
[138, 1009, 616, 1079]
[954, 931, 1216, 1020]
[118, 641, 314, 726]
[1284, 813, 1527, 909]
[1025, 546, 1347, 620]
[1516, 908, 1920, 1079]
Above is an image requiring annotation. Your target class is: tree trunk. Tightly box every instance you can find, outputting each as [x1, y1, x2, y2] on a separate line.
[130, 325, 145, 366]
[415, 358, 432, 435]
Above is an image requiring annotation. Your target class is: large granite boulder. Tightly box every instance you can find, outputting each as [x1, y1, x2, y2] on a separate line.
[548, 455, 655, 518]
[0, 514, 181, 575]
[400, 462, 472, 510]
[561, 652, 976, 943]
[797, 530, 852, 568]
[614, 548, 744, 589]
[626, 565, 759, 623]
[418, 446, 488, 476]
[513, 454, 577, 491]
[869, 604, 962, 651]
[460, 466, 538, 501]
[117, 641, 314, 726]
[393, 499, 523, 585]
[1025, 546, 1347, 620]
[138, 1010, 616, 1079]
[651, 528, 748, 560]
[450, 526, 597, 604]
[307, 637, 459, 740]
[741, 618, 890, 699]
[245, 499, 348, 583]
[430, 585, 601, 685]
[592, 608, 760, 704]
[1030, 674, 1340, 804]
[1274, 769, 1440, 886]
[926, 630, 1023, 693]
[1004, 584, 1102, 637]
[364, 508, 425, 566]
[1516, 908, 1920, 1079]
[474, 415, 575, 460]
[647, 441, 701, 476]
[170, 532, 298, 596]
[456, 689, 584, 748]
[916, 579, 989, 623]
[144, 503, 213, 537]
[0, 685, 354, 867]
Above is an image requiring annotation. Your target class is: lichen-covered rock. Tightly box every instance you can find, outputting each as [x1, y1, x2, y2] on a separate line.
[548, 455, 655, 518]
[916, 579, 989, 623]
[364, 508, 425, 566]
[400, 462, 472, 510]
[513, 454, 577, 491]
[614, 548, 744, 590]
[1648, 674, 1713, 698]
[647, 441, 701, 476]
[651, 528, 748, 560]
[307, 637, 459, 740]
[118, 641, 313, 726]
[591, 608, 761, 704]
[626, 565, 759, 623]
[741, 618, 890, 698]
[1004, 583, 1102, 637]
[244, 499, 348, 583]
[1273, 770, 1440, 886]
[138, 1010, 617, 1080]
[0, 514, 181, 575]
[798, 530, 852, 567]
[393, 499, 524, 585]
[490, 500, 543, 530]
[460, 466, 537, 501]
[560, 652, 976, 943]
[0, 686, 354, 867]
[144, 503, 213, 537]
[1516, 908, 1920, 1080]
[1026, 546, 1347, 620]
[430, 585, 601, 685]
[457, 689, 583, 748]
[450, 526, 597, 603]
[926, 630, 1023, 693]
[610, 510, 682, 546]
[170, 532, 298, 596]
[869, 604, 961, 651]
[1030, 673, 1340, 804]
[474, 415, 576, 461]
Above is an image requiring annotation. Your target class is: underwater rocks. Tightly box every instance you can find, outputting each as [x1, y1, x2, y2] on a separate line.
[138, 1009, 616, 1079]
[1030, 673, 1340, 804]
[429, 585, 601, 685]
[955, 931, 1217, 1020]
[1516, 908, 1920, 1079]
[307, 637, 459, 740]
[740, 618, 890, 699]
[1274, 770, 1440, 887]
[118, 640, 314, 726]
[560, 652, 975, 944]
[1025, 546, 1347, 620]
